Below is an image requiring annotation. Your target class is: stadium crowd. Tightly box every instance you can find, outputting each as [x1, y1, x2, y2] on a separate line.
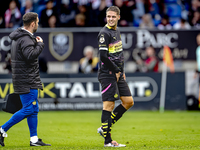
[0, 0, 199, 29]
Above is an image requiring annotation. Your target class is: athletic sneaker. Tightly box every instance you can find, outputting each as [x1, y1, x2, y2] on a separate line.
[0, 127, 5, 147]
[97, 126, 105, 138]
[30, 138, 51, 146]
[104, 141, 126, 147]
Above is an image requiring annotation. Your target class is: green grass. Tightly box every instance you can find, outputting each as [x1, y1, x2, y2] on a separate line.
[0, 110, 200, 150]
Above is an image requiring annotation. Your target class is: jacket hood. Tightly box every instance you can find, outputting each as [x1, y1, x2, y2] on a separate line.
[9, 28, 33, 40]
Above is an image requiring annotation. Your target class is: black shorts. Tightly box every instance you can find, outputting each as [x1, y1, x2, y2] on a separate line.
[99, 76, 132, 101]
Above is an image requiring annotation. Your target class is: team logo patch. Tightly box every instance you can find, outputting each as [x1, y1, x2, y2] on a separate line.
[99, 35, 105, 43]
[32, 101, 36, 105]
[114, 93, 118, 98]
[49, 32, 73, 61]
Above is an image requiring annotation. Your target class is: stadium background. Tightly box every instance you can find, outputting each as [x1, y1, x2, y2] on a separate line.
[0, 0, 199, 111]
[0, 0, 199, 149]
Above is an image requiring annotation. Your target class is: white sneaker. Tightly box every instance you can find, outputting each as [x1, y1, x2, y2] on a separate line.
[104, 141, 126, 147]
[97, 127, 104, 138]
[104, 143, 114, 147]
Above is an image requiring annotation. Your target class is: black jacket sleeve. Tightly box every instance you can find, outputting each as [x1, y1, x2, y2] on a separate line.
[100, 50, 120, 73]
[21, 36, 44, 61]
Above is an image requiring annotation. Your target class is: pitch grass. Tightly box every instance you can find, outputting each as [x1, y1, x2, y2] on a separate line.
[0, 110, 200, 150]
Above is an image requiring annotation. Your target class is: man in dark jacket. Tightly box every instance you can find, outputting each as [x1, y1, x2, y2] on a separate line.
[0, 12, 51, 147]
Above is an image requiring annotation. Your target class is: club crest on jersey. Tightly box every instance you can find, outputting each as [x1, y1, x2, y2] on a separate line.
[49, 32, 73, 61]
[114, 93, 118, 98]
[32, 101, 36, 105]
[99, 35, 105, 43]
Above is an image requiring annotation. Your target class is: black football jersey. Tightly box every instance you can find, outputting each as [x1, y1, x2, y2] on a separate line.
[97, 24, 124, 75]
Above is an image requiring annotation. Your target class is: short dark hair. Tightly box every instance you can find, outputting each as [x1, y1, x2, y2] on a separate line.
[23, 12, 38, 27]
[106, 6, 120, 15]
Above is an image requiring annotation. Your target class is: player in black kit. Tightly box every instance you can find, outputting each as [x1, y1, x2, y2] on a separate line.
[97, 6, 134, 147]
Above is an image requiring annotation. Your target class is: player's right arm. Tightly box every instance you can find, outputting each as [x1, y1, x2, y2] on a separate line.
[98, 32, 121, 74]
[21, 36, 44, 61]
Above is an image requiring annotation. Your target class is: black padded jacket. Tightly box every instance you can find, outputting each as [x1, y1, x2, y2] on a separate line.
[9, 28, 44, 94]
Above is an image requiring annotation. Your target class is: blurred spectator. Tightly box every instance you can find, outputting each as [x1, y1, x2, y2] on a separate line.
[134, 47, 159, 72]
[75, 13, 86, 26]
[0, 2, 10, 18]
[145, 0, 164, 17]
[144, 46, 159, 72]
[157, 14, 172, 30]
[79, 46, 99, 73]
[113, 0, 134, 27]
[75, 4, 93, 26]
[133, 0, 145, 19]
[73, 0, 91, 6]
[155, 0, 164, 16]
[73, 1, 100, 26]
[143, 0, 151, 13]
[68, 13, 86, 27]
[188, 0, 200, 26]
[92, 0, 112, 10]
[191, 11, 200, 28]
[0, 15, 5, 28]
[146, 0, 164, 26]
[59, 0, 76, 27]
[3, 51, 12, 73]
[20, 0, 34, 16]
[5, 0, 21, 29]
[40, 0, 58, 27]
[0, 0, 199, 29]
[96, 0, 110, 26]
[196, 33, 200, 73]
[194, 33, 200, 106]
[19, 0, 42, 10]
[48, 15, 58, 28]
[139, 13, 155, 29]
[173, 18, 191, 29]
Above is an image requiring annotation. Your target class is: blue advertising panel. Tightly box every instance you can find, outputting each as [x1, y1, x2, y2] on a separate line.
[0, 72, 186, 110]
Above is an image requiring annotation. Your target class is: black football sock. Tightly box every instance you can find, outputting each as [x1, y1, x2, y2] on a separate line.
[111, 104, 127, 125]
[101, 110, 112, 144]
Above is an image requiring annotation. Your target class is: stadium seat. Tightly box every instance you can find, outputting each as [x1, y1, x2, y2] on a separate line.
[166, 4, 182, 18]
[36, 5, 46, 18]
[169, 17, 180, 25]
[153, 19, 161, 27]
[133, 19, 141, 27]
[164, 0, 177, 3]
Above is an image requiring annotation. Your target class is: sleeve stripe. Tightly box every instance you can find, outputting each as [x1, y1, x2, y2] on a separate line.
[99, 48, 108, 50]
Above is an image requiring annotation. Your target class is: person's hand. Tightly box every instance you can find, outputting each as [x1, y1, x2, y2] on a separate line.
[116, 72, 121, 82]
[136, 58, 143, 65]
[127, 1, 134, 7]
[123, 73, 126, 81]
[36, 36, 43, 43]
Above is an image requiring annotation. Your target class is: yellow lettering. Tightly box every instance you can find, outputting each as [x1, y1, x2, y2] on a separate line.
[0, 84, 9, 98]
[39, 82, 56, 98]
[9, 83, 14, 94]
